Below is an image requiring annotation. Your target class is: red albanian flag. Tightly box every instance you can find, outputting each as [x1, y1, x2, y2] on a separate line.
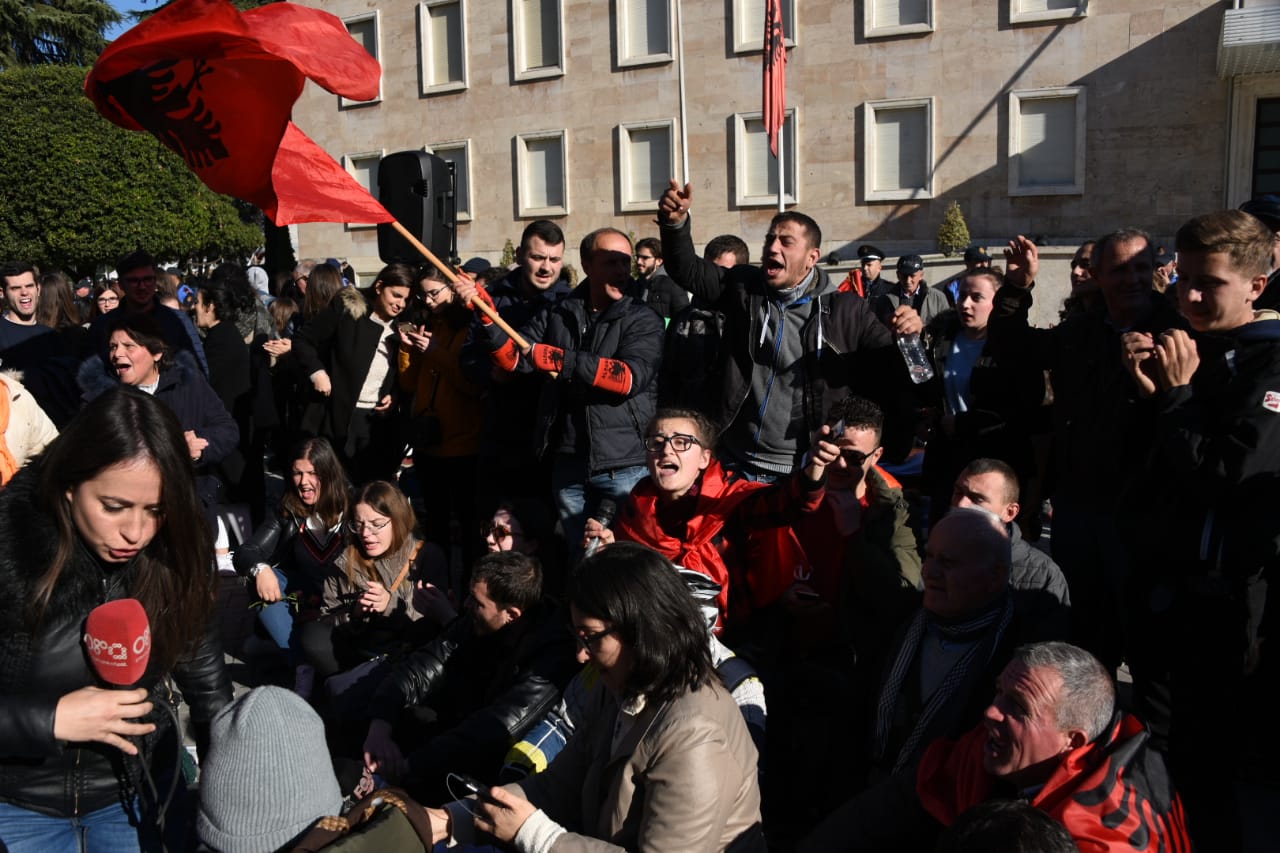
[86, 0, 394, 226]
[762, 0, 787, 158]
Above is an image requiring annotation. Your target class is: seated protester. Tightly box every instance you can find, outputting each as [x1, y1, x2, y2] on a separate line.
[865, 508, 1062, 782]
[233, 437, 350, 698]
[361, 551, 577, 804]
[935, 800, 1077, 853]
[303, 481, 439, 685]
[919, 268, 1046, 525]
[586, 407, 840, 635]
[198, 687, 345, 852]
[799, 643, 1190, 852]
[499, 568, 767, 784]
[950, 458, 1071, 643]
[427, 544, 764, 853]
[79, 312, 238, 515]
[791, 395, 921, 661]
[482, 497, 569, 598]
[0, 371, 57, 486]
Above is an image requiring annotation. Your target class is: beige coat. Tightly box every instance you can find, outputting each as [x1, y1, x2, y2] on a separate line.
[512, 680, 761, 853]
[0, 373, 56, 470]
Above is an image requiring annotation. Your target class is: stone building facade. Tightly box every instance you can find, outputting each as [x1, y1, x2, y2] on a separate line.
[289, 0, 1273, 311]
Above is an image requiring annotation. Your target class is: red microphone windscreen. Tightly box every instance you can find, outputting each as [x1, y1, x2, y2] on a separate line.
[84, 599, 152, 687]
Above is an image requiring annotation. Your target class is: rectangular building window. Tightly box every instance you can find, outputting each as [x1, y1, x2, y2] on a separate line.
[733, 110, 797, 207]
[1253, 98, 1280, 196]
[427, 140, 472, 221]
[343, 151, 384, 230]
[732, 0, 795, 54]
[618, 121, 674, 212]
[1010, 0, 1086, 25]
[617, 0, 672, 66]
[516, 130, 568, 216]
[513, 0, 563, 80]
[864, 98, 933, 201]
[342, 13, 382, 107]
[1008, 87, 1085, 196]
[420, 0, 467, 93]
[865, 0, 933, 38]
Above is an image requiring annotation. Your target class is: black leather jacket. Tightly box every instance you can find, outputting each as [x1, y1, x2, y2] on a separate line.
[367, 601, 577, 785]
[0, 463, 231, 818]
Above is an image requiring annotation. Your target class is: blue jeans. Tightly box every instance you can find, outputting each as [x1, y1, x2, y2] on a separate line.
[0, 800, 141, 853]
[719, 459, 781, 485]
[255, 567, 304, 664]
[551, 455, 647, 559]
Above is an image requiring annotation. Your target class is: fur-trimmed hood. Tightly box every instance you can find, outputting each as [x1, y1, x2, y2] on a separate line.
[338, 286, 371, 322]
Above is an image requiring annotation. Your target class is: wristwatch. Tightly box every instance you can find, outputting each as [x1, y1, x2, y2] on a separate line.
[249, 563, 269, 579]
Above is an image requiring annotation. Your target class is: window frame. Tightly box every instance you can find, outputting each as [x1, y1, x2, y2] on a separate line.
[617, 120, 676, 212]
[418, 0, 468, 94]
[864, 0, 934, 39]
[515, 129, 569, 217]
[615, 0, 675, 67]
[342, 149, 386, 231]
[863, 97, 934, 202]
[425, 139, 473, 221]
[732, 108, 798, 208]
[1009, 0, 1087, 26]
[1007, 86, 1086, 197]
[732, 0, 796, 54]
[340, 11, 383, 108]
[512, 0, 565, 82]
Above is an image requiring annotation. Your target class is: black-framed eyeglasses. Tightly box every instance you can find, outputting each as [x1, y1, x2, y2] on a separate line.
[346, 518, 391, 534]
[644, 433, 701, 453]
[421, 285, 449, 301]
[122, 275, 156, 286]
[569, 625, 616, 651]
[840, 447, 879, 467]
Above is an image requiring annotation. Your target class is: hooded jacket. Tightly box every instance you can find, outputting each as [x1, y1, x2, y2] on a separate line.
[0, 461, 231, 818]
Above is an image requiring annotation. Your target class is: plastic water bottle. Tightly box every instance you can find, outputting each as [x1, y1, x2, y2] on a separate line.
[896, 332, 934, 384]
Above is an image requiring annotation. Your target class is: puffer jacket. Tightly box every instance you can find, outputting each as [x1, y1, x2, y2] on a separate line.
[0, 461, 231, 818]
[517, 283, 664, 474]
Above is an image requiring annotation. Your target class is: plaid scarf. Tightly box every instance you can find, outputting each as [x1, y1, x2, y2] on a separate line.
[873, 593, 1014, 773]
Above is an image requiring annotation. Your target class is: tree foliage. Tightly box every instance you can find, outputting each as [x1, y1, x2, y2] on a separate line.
[936, 201, 971, 258]
[0, 0, 120, 69]
[0, 65, 261, 277]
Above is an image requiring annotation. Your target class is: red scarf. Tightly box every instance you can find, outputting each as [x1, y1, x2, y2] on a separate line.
[614, 461, 808, 626]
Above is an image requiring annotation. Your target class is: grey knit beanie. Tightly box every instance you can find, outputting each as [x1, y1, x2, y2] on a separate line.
[197, 686, 343, 852]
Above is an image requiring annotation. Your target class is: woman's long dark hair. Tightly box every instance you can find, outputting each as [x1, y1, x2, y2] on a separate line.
[31, 388, 215, 671]
[569, 543, 714, 704]
[280, 437, 348, 528]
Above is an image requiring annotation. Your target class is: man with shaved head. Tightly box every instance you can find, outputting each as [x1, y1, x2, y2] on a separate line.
[862, 507, 1065, 780]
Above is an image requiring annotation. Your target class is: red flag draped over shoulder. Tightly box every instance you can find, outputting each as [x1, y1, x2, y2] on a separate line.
[762, 0, 787, 158]
[85, 0, 394, 226]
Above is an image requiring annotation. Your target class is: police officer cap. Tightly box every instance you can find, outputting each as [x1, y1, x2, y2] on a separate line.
[857, 244, 885, 262]
[1241, 195, 1280, 232]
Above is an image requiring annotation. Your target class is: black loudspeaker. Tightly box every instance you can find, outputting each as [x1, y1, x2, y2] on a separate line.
[376, 150, 455, 264]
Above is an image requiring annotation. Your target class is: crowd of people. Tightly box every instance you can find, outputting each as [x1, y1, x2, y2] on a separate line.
[2, 185, 1278, 852]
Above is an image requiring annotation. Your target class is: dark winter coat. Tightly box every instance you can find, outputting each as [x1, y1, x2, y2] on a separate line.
[291, 288, 398, 444]
[660, 217, 910, 460]
[517, 283, 664, 473]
